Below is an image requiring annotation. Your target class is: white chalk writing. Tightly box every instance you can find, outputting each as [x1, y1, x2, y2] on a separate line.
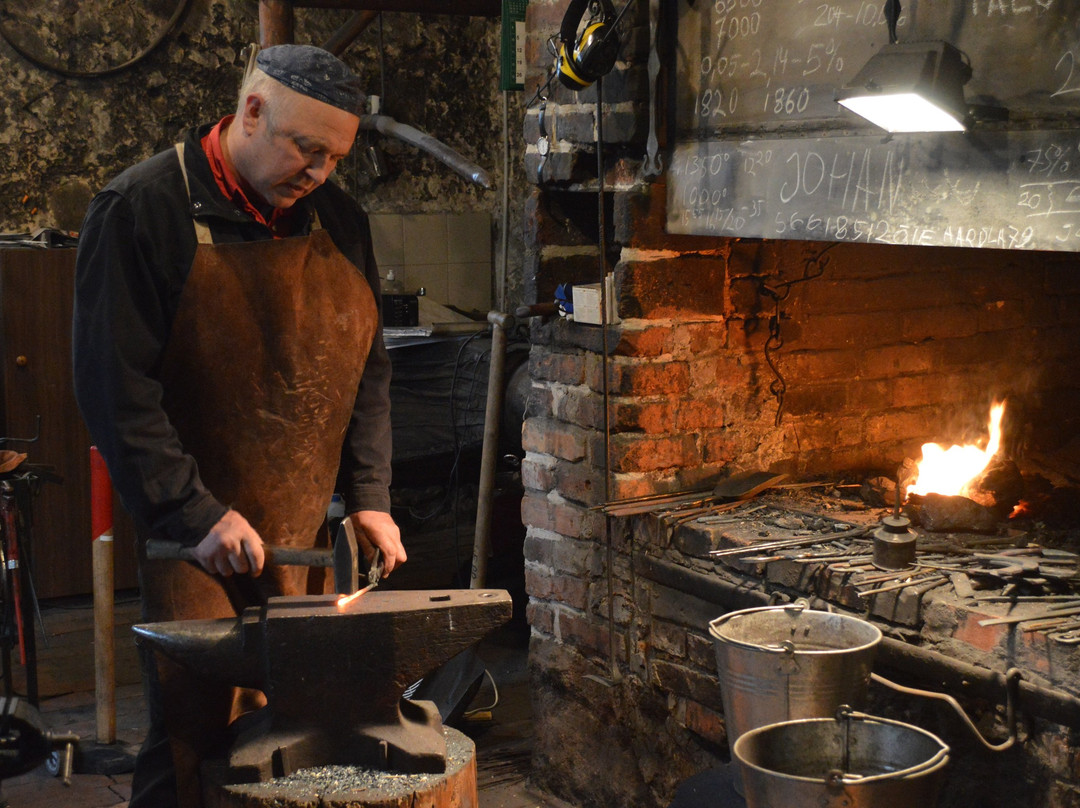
[776, 146, 906, 215]
[970, 0, 1054, 16]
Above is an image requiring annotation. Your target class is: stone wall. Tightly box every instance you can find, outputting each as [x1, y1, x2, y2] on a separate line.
[0, 0, 527, 305]
[518, 0, 1080, 806]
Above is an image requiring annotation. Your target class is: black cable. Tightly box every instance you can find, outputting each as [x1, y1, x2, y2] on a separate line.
[377, 12, 386, 108]
[884, 0, 901, 44]
[0, 0, 191, 79]
[406, 330, 486, 524]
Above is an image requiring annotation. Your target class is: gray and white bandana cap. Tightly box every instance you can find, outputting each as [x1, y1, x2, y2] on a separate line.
[255, 44, 365, 115]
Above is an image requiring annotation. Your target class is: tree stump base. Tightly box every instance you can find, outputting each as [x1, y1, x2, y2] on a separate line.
[202, 727, 477, 808]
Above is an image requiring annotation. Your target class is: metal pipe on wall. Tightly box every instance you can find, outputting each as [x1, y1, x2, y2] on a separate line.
[259, 0, 295, 46]
[323, 10, 379, 55]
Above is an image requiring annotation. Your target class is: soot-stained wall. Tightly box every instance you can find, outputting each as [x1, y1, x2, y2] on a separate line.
[0, 0, 527, 304]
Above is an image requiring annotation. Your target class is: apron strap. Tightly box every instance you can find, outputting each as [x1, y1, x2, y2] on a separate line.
[174, 142, 214, 245]
[174, 141, 321, 239]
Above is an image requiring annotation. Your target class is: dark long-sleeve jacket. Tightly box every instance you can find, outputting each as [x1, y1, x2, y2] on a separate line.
[73, 123, 392, 546]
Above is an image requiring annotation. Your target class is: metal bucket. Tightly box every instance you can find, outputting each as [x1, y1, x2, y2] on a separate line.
[708, 601, 882, 784]
[733, 712, 950, 808]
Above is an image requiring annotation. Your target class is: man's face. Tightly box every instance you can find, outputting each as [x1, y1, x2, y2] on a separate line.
[235, 89, 360, 209]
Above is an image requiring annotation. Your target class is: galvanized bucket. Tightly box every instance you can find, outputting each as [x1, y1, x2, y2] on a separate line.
[733, 711, 950, 808]
[708, 601, 882, 787]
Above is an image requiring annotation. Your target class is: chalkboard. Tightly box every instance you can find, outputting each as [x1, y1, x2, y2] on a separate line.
[669, 0, 1080, 250]
[668, 132, 1080, 250]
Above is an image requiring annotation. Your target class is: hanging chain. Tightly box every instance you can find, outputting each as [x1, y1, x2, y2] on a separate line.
[763, 293, 786, 426]
[758, 243, 838, 426]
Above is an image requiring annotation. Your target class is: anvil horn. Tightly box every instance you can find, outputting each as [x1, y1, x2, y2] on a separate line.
[132, 613, 265, 689]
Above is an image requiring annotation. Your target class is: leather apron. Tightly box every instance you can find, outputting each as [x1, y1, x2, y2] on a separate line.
[136, 142, 378, 807]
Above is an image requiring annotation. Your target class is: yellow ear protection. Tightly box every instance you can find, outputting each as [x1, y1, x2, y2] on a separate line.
[557, 0, 620, 90]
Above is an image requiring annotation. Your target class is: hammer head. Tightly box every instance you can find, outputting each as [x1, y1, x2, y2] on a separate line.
[133, 588, 513, 780]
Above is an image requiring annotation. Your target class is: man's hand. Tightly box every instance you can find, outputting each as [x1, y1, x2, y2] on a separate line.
[348, 510, 406, 575]
[193, 509, 266, 577]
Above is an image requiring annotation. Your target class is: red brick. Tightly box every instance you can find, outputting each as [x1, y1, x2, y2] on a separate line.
[682, 699, 727, 747]
[527, 383, 554, 416]
[783, 348, 861, 382]
[555, 502, 606, 540]
[608, 475, 670, 503]
[859, 344, 935, 378]
[527, 601, 555, 635]
[523, 188, 596, 248]
[902, 306, 980, 341]
[524, 0, 565, 37]
[558, 609, 612, 658]
[530, 350, 585, 384]
[651, 620, 687, 658]
[550, 540, 594, 577]
[521, 493, 554, 532]
[610, 433, 700, 473]
[799, 310, 902, 350]
[607, 360, 692, 396]
[729, 277, 765, 317]
[783, 383, 850, 417]
[687, 632, 717, 672]
[553, 387, 605, 430]
[554, 459, 604, 506]
[615, 326, 669, 357]
[676, 398, 728, 431]
[620, 256, 728, 319]
[527, 567, 589, 609]
[977, 298, 1029, 332]
[936, 331, 1008, 368]
[952, 610, 1007, 653]
[684, 322, 728, 356]
[522, 456, 556, 493]
[522, 417, 588, 461]
[609, 399, 677, 434]
[557, 574, 591, 609]
[524, 532, 555, 567]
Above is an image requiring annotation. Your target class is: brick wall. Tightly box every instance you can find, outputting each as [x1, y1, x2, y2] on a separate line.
[519, 2, 1080, 806]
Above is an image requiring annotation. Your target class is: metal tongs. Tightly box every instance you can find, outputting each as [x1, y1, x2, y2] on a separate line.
[356, 547, 383, 596]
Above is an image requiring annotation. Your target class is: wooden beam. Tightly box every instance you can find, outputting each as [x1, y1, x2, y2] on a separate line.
[259, 0, 296, 46]
[324, 10, 380, 56]
[290, 0, 500, 16]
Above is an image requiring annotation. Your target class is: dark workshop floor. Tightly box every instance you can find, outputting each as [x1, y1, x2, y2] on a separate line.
[0, 592, 574, 808]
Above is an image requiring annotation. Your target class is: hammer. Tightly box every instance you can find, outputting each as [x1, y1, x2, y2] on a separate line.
[144, 519, 362, 594]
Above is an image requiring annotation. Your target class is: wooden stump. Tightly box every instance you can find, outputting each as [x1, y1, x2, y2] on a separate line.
[202, 727, 477, 808]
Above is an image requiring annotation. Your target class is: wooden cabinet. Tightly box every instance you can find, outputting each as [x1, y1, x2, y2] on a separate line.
[0, 247, 137, 599]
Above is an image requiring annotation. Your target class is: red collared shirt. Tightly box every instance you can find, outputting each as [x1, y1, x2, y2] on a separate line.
[201, 116, 301, 238]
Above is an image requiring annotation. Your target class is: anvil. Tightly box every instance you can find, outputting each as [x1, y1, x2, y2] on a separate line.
[133, 588, 512, 782]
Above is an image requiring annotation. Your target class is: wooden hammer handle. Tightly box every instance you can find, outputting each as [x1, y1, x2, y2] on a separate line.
[144, 539, 333, 568]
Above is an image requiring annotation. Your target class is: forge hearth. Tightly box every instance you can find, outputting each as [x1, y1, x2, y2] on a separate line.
[671, 481, 1080, 622]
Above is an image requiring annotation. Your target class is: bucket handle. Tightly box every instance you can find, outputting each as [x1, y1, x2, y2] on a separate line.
[759, 600, 810, 654]
[824, 745, 951, 787]
[759, 640, 797, 655]
[826, 706, 951, 785]
[870, 668, 1021, 753]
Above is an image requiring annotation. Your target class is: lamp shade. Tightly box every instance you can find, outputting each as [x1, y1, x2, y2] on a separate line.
[836, 41, 972, 133]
